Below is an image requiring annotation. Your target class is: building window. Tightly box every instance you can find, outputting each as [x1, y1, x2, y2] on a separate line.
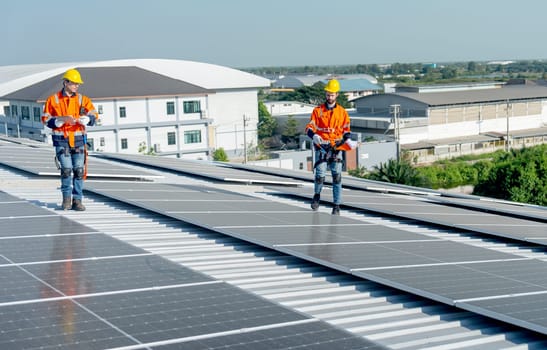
[183, 100, 201, 114]
[184, 130, 201, 144]
[166, 102, 175, 115]
[87, 138, 94, 151]
[11, 105, 18, 116]
[100, 137, 105, 146]
[167, 131, 176, 145]
[121, 138, 128, 149]
[98, 105, 103, 114]
[21, 106, 30, 120]
[3, 106, 10, 116]
[119, 106, 126, 118]
[33, 107, 41, 122]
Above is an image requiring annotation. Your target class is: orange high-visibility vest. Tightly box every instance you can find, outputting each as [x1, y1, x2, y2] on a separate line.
[305, 103, 350, 147]
[42, 90, 98, 147]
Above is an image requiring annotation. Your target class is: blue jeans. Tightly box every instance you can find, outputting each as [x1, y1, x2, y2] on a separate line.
[55, 146, 85, 200]
[313, 149, 343, 205]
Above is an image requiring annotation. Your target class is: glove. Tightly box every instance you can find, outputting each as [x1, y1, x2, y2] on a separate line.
[312, 134, 323, 146]
[54, 118, 65, 128]
[78, 116, 90, 126]
[345, 139, 358, 150]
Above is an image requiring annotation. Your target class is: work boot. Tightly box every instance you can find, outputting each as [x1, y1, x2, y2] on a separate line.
[331, 204, 340, 215]
[62, 196, 72, 210]
[72, 198, 86, 211]
[311, 194, 320, 211]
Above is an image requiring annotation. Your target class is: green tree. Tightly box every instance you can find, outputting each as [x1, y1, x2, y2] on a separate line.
[281, 115, 299, 144]
[138, 141, 155, 155]
[473, 145, 547, 205]
[367, 158, 429, 187]
[440, 67, 458, 79]
[212, 147, 229, 162]
[266, 82, 350, 109]
[467, 61, 477, 72]
[257, 101, 277, 139]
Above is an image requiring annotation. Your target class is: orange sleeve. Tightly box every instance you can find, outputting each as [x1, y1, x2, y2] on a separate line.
[41, 95, 56, 124]
[305, 106, 321, 134]
[342, 108, 350, 134]
[81, 95, 99, 121]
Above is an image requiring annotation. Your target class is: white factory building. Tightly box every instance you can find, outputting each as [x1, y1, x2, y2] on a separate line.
[0, 59, 270, 159]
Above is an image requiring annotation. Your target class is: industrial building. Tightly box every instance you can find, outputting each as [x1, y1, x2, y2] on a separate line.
[352, 80, 547, 163]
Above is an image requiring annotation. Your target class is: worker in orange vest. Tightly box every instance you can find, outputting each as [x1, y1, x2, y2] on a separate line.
[305, 79, 357, 215]
[42, 68, 99, 211]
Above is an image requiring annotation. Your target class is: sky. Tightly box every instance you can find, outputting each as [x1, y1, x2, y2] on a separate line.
[4, 0, 547, 69]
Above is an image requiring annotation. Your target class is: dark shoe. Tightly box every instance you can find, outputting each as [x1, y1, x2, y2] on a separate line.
[72, 199, 86, 211]
[311, 194, 320, 211]
[331, 205, 340, 215]
[62, 196, 72, 210]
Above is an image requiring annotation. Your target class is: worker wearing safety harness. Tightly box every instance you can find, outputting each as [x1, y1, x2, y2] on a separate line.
[305, 79, 357, 215]
[42, 68, 98, 211]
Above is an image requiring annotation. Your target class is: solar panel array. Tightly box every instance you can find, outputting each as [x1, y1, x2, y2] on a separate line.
[0, 191, 382, 349]
[95, 152, 306, 186]
[275, 186, 547, 246]
[84, 182, 547, 335]
[424, 195, 547, 222]
[0, 144, 162, 180]
[95, 151, 546, 222]
[226, 162, 547, 220]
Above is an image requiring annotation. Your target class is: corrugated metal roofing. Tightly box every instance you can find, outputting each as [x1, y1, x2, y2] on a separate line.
[2, 139, 547, 349]
[2, 164, 546, 349]
[325, 79, 382, 92]
[3, 66, 212, 102]
[272, 75, 381, 91]
[393, 84, 547, 106]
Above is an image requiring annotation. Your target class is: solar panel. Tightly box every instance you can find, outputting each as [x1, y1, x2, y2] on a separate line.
[227, 162, 547, 221]
[0, 192, 380, 349]
[425, 195, 547, 222]
[461, 293, 547, 335]
[0, 144, 162, 180]
[274, 186, 547, 246]
[94, 152, 306, 186]
[353, 259, 547, 301]
[225, 161, 440, 196]
[156, 321, 380, 350]
[84, 181, 547, 335]
[0, 232, 147, 264]
[0, 215, 96, 238]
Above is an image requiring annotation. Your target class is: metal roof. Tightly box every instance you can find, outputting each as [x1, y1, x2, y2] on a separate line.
[402, 134, 500, 150]
[2, 139, 547, 349]
[2, 66, 212, 102]
[357, 84, 547, 106]
[272, 75, 381, 91]
[327, 79, 382, 92]
[0, 59, 271, 98]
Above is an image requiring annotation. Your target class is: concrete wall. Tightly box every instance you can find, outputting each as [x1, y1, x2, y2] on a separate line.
[356, 141, 397, 170]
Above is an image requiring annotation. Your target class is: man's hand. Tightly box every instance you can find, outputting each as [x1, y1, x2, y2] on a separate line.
[78, 116, 90, 126]
[345, 139, 358, 150]
[312, 134, 323, 146]
[54, 118, 65, 128]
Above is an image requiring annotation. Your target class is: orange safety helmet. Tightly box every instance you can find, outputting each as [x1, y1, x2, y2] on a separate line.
[63, 69, 84, 84]
[324, 79, 340, 93]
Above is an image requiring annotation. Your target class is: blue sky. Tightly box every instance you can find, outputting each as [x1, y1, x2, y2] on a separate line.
[4, 0, 547, 68]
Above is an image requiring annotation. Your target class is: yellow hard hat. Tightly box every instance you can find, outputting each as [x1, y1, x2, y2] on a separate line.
[324, 79, 340, 93]
[62, 68, 83, 84]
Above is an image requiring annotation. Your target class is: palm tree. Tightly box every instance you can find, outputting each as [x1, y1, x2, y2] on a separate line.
[368, 158, 428, 187]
